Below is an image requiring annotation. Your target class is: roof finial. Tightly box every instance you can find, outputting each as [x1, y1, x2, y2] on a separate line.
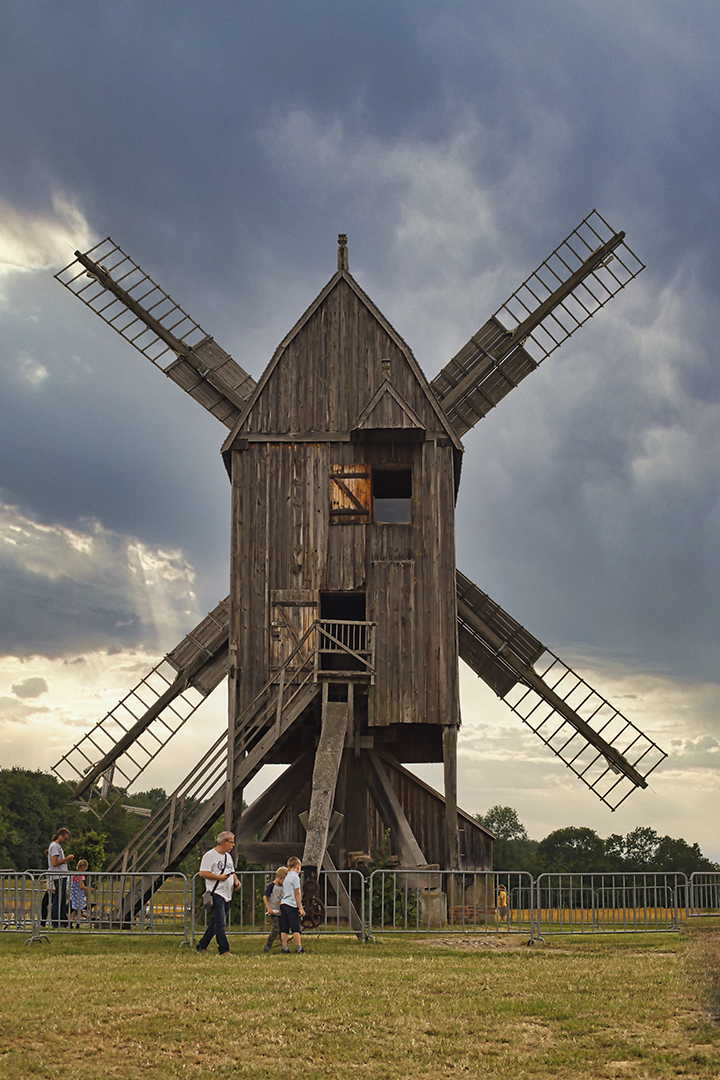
[338, 233, 348, 271]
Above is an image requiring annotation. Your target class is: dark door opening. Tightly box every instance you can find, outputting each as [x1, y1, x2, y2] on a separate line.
[319, 592, 367, 672]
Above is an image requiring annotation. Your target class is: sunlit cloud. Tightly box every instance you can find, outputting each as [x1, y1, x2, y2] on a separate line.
[0, 500, 201, 653]
[15, 351, 49, 387]
[0, 190, 93, 286]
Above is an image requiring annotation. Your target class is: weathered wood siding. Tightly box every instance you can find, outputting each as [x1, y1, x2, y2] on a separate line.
[240, 278, 449, 436]
[229, 273, 460, 746]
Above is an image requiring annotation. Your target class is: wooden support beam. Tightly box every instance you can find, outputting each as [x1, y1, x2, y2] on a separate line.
[365, 750, 426, 867]
[442, 725, 460, 870]
[302, 690, 348, 878]
[237, 841, 304, 863]
[236, 748, 315, 845]
[299, 810, 364, 939]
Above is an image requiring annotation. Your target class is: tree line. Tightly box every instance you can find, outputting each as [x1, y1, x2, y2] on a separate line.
[475, 805, 719, 876]
[0, 767, 230, 877]
[2, 770, 717, 877]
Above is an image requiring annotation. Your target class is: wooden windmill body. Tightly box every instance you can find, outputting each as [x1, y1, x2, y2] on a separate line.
[52, 215, 667, 882]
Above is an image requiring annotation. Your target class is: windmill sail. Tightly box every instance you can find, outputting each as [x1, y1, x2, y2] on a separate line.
[456, 570, 666, 810]
[432, 211, 645, 437]
[55, 239, 256, 428]
[52, 598, 230, 816]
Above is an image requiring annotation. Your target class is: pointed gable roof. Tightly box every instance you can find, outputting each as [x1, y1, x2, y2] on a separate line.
[221, 269, 463, 458]
[352, 378, 426, 435]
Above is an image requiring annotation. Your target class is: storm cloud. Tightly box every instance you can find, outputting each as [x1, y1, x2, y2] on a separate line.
[1, 0, 719, 855]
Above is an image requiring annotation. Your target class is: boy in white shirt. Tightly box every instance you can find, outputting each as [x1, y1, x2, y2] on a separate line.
[279, 855, 306, 954]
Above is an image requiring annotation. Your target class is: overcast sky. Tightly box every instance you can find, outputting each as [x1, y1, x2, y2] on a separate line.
[1, 1, 719, 860]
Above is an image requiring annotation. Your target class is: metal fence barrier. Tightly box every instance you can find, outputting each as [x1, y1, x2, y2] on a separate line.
[4, 868, 712, 945]
[0, 871, 190, 944]
[0, 872, 35, 934]
[689, 872, 720, 917]
[368, 870, 536, 937]
[535, 873, 684, 936]
[191, 869, 367, 945]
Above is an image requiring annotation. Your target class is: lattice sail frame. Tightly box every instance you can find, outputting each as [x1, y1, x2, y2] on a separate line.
[456, 572, 666, 811]
[54, 238, 256, 428]
[431, 210, 645, 436]
[503, 648, 666, 811]
[52, 599, 231, 817]
[51, 657, 211, 815]
[55, 238, 209, 363]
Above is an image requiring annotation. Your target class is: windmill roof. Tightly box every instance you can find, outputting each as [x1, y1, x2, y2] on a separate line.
[221, 268, 464, 458]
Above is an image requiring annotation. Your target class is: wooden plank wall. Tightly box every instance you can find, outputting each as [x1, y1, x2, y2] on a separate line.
[229, 275, 460, 737]
[262, 758, 493, 871]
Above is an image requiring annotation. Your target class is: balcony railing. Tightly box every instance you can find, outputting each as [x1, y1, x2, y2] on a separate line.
[314, 620, 375, 682]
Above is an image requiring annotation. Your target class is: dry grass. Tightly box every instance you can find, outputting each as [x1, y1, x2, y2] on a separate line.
[0, 926, 719, 1079]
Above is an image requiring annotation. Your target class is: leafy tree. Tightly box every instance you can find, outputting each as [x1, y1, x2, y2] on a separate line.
[651, 836, 718, 875]
[72, 830, 108, 871]
[0, 806, 21, 868]
[0, 768, 170, 870]
[475, 806, 538, 872]
[537, 827, 606, 873]
[475, 806, 528, 841]
[603, 833, 627, 871]
[622, 826, 661, 870]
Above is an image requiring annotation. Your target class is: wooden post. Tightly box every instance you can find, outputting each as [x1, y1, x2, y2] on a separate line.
[442, 724, 459, 870]
[236, 748, 315, 844]
[302, 685, 348, 880]
[365, 750, 426, 867]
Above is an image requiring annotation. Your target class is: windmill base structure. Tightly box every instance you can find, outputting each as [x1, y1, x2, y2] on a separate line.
[51, 219, 666, 888]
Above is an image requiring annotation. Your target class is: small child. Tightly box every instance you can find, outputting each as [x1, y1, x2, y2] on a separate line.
[262, 865, 288, 952]
[70, 859, 89, 927]
[280, 856, 306, 954]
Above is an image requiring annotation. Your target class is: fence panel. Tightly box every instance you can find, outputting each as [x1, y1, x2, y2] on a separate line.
[191, 870, 366, 943]
[5, 868, 703, 944]
[535, 873, 684, 935]
[368, 870, 535, 937]
[689, 872, 720, 918]
[20, 872, 190, 940]
[0, 872, 35, 934]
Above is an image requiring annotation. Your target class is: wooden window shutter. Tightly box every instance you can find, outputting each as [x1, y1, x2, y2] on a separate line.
[329, 464, 371, 525]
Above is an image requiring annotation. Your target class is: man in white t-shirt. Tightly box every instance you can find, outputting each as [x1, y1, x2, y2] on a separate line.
[196, 831, 240, 956]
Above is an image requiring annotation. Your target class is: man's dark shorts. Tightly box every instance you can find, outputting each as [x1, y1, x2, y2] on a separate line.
[280, 903, 302, 935]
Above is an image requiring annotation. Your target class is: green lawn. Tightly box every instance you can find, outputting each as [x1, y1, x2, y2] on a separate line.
[0, 927, 718, 1079]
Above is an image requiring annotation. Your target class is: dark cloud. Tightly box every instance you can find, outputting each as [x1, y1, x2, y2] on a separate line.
[0, 2, 719, 803]
[11, 677, 48, 698]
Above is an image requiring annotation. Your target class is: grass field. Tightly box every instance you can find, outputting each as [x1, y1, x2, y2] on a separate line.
[0, 926, 718, 1079]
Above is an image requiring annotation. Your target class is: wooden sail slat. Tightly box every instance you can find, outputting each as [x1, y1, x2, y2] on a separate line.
[431, 211, 644, 437]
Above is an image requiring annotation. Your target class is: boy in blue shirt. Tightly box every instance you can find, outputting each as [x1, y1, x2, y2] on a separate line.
[262, 866, 288, 952]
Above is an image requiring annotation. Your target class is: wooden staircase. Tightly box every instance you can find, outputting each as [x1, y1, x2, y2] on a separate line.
[108, 636, 322, 875]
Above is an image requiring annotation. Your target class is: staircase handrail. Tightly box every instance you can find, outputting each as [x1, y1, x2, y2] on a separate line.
[108, 620, 327, 872]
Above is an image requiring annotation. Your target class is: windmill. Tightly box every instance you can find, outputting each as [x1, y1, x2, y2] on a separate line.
[51, 212, 666, 889]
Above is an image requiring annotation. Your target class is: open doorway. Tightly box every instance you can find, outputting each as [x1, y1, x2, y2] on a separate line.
[319, 592, 367, 672]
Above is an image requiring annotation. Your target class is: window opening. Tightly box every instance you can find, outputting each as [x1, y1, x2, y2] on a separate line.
[373, 468, 412, 523]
